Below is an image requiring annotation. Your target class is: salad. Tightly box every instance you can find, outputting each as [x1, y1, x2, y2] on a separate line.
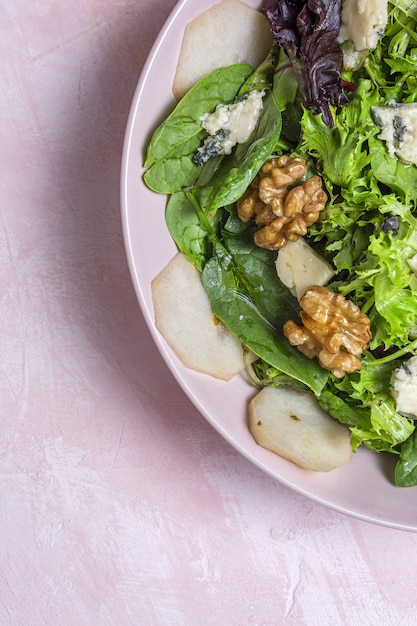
[143, 0, 417, 487]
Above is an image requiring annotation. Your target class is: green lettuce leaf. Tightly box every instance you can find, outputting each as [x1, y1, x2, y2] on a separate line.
[299, 80, 380, 187]
[337, 203, 417, 348]
[319, 359, 414, 452]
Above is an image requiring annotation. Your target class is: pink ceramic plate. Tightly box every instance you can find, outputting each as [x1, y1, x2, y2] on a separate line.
[121, 0, 417, 531]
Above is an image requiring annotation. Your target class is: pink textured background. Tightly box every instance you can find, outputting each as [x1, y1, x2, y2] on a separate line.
[1, 1, 417, 624]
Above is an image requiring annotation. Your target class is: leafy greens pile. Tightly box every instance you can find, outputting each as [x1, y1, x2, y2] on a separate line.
[143, 0, 417, 487]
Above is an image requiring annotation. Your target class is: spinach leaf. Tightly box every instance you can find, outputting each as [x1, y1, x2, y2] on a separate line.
[237, 47, 278, 95]
[165, 190, 222, 271]
[222, 228, 299, 326]
[202, 240, 328, 394]
[395, 429, 417, 487]
[144, 64, 253, 167]
[143, 64, 253, 193]
[144, 154, 202, 194]
[201, 89, 282, 213]
[271, 47, 298, 112]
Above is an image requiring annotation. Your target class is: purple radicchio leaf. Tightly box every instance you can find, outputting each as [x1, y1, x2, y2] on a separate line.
[263, 0, 348, 126]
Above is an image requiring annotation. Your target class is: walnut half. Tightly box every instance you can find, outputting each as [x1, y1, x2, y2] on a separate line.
[237, 156, 327, 250]
[283, 286, 372, 377]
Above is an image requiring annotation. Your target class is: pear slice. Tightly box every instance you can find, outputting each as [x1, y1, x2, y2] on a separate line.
[173, 0, 273, 100]
[152, 252, 245, 380]
[249, 386, 352, 472]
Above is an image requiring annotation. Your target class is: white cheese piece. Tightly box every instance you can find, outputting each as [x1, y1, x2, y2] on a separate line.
[201, 90, 265, 155]
[275, 238, 335, 301]
[390, 356, 417, 418]
[372, 103, 417, 166]
[338, 0, 388, 51]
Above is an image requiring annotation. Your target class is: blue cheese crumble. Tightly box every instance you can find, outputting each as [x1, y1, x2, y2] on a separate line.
[372, 102, 417, 166]
[193, 90, 265, 165]
[338, 0, 388, 51]
[391, 356, 417, 419]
